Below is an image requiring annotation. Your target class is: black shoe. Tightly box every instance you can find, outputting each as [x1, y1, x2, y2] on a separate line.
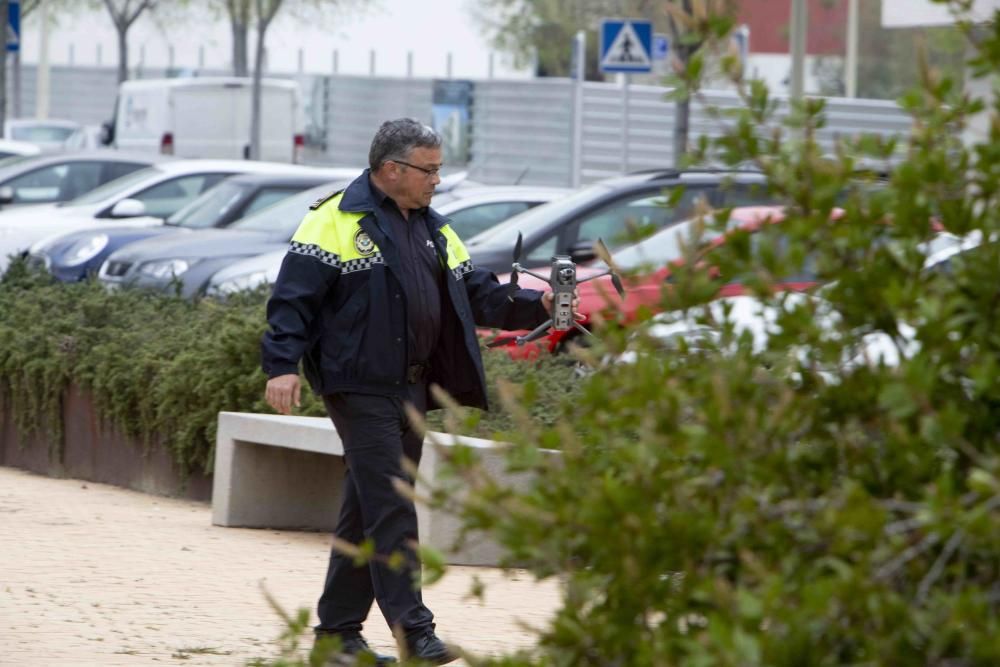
[404, 629, 458, 665]
[313, 632, 397, 666]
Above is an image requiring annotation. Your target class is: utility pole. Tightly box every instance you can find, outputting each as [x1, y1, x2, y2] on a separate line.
[789, 0, 808, 99]
[0, 0, 7, 134]
[36, 0, 51, 119]
[845, 0, 859, 97]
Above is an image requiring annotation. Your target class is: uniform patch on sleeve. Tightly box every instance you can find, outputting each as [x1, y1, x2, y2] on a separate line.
[309, 189, 345, 210]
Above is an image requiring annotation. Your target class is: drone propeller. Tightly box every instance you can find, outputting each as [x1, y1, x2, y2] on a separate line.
[510, 232, 523, 287]
[592, 238, 626, 300]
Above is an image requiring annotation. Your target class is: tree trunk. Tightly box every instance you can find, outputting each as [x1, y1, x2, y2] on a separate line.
[669, 0, 695, 168]
[116, 25, 128, 83]
[249, 17, 266, 159]
[0, 0, 9, 135]
[13, 50, 21, 118]
[674, 97, 689, 167]
[232, 20, 248, 76]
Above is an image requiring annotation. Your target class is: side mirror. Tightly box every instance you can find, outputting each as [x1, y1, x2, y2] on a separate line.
[109, 198, 146, 218]
[568, 239, 597, 264]
[99, 121, 114, 146]
[0, 186, 14, 205]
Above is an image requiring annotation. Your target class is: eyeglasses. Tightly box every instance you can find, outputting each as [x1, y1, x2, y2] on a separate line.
[392, 159, 441, 178]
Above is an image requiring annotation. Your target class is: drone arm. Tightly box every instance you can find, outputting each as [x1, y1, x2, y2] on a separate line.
[515, 319, 554, 346]
[512, 264, 552, 283]
[576, 269, 614, 284]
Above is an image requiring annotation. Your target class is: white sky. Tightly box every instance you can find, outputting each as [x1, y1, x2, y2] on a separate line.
[18, 0, 531, 79]
[881, 0, 1000, 27]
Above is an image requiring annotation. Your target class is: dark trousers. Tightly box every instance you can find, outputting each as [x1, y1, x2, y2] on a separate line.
[315, 383, 435, 637]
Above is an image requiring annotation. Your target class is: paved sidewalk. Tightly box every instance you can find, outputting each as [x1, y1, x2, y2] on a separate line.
[0, 467, 560, 666]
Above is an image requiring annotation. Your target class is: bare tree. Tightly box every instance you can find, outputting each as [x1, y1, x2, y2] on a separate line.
[225, 0, 251, 76]
[248, 0, 283, 159]
[101, 0, 158, 83]
[665, 0, 695, 166]
[247, 0, 364, 159]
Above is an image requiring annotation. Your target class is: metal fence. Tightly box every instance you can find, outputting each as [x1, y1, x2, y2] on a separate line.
[6, 65, 913, 186]
[11, 65, 121, 125]
[321, 75, 434, 166]
[471, 79, 913, 187]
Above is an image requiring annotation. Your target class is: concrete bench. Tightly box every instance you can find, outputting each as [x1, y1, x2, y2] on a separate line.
[211, 411, 523, 566]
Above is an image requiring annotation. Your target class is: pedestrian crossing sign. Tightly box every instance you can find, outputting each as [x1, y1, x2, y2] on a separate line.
[600, 19, 653, 73]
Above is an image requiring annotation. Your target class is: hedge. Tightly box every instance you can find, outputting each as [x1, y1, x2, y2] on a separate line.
[0, 261, 580, 477]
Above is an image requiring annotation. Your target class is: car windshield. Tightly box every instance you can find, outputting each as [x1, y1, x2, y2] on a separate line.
[11, 125, 77, 142]
[0, 154, 39, 172]
[430, 190, 461, 208]
[167, 181, 247, 228]
[228, 186, 321, 235]
[465, 184, 614, 247]
[62, 166, 162, 206]
[610, 214, 741, 271]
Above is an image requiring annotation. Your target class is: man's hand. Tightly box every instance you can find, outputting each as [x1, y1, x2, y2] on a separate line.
[266, 374, 301, 415]
[542, 290, 586, 321]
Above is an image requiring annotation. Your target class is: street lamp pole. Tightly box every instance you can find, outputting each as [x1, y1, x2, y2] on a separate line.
[789, 0, 808, 99]
[845, 0, 860, 97]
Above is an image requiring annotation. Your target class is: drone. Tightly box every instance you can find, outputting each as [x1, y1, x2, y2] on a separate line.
[491, 232, 626, 347]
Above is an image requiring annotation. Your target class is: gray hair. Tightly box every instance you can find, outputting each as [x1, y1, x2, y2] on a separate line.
[368, 118, 442, 171]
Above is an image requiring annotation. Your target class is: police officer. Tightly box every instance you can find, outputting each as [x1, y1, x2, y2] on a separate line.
[261, 118, 558, 665]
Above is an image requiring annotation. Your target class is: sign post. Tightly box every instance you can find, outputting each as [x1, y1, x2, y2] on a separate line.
[652, 33, 670, 76]
[600, 18, 653, 175]
[8, 1, 20, 119]
[571, 30, 585, 187]
[6, 0, 19, 52]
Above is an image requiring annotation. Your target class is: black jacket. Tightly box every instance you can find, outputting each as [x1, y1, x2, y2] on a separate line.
[261, 170, 548, 409]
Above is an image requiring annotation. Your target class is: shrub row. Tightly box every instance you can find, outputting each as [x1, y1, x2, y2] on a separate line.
[0, 261, 579, 476]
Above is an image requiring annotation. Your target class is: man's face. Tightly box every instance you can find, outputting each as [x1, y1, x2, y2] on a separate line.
[393, 146, 442, 210]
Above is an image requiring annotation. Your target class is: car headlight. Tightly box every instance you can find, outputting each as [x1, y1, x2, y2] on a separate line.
[64, 234, 109, 266]
[137, 258, 193, 280]
[210, 269, 271, 295]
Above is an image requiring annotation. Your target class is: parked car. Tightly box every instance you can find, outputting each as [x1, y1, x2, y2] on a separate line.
[430, 184, 571, 239]
[29, 171, 357, 282]
[0, 159, 336, 274]
[202, 182, 570, 296]
[484, 205, 817, 357]
[629, 233, 972, 373]
[0, 139, 43, 160]
[465, 169, 772, 275]
[4, 119, 83, 152]
[62, 125, 106, 151]
[631, 292, 917, 373]
[98, 182, 346, 297]
[106, 77, 304, 162]
[0, 150, 156, 208]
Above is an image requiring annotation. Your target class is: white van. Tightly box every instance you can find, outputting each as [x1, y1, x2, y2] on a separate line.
[107, 77, 304, 163]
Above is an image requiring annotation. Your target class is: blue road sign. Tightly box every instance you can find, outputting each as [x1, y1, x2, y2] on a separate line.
[7, 1, 20, 53]
[600, 19, 653, 74]
[653, 34, 669, 61]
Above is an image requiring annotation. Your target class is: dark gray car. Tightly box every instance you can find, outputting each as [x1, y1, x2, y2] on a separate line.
[465, 169, 772, 274]
[98, 182, 346, 298]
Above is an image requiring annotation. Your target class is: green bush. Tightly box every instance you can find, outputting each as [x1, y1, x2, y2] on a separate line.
[0, 265, 579, 476]
[421, 3, 1000, 666]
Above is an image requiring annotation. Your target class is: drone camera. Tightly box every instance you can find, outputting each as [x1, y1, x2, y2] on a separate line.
[550, 256, 576, 331]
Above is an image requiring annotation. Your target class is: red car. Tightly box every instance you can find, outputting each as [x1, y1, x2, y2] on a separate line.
[483, 206, 824, 358]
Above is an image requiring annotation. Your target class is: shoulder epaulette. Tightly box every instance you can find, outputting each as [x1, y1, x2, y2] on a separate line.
[309, 189, 345, 211]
